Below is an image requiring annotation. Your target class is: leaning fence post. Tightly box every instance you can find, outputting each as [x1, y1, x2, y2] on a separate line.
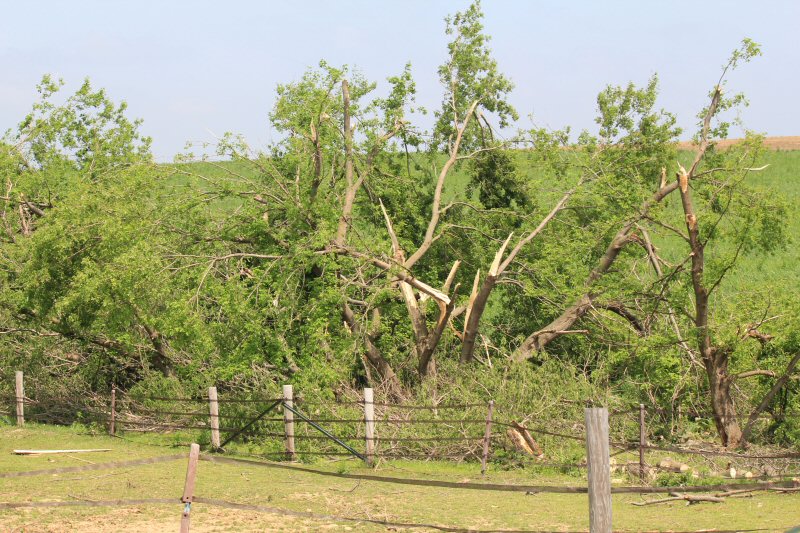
[15, 371, 24, 426]
[638, 403, 646, 483]
[585, 407, 612, 533]
[481, 400, 494, 476]
[109, 385, 116, 436]
[283, 384, 295, 460]
[208, 386, 220, 450]
[364, 388, 375, 466]
[180, 442, 200, 533]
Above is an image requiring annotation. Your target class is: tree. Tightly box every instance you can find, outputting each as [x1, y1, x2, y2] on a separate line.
[510, 75, 682, 362]
[664, 41, 797, 446]
[507, 39, 799, 447]
[373, 1, 518, 376]
[0, 77, 196, 386]
[2, 4, 798, 451]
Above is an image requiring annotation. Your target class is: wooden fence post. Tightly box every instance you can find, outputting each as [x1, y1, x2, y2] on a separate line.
[180, 443, 200, 533]
[208, 386, 220, 450]
[585, 407, 612, 533]
[282, 384, 295, 460]
[481, 400, 494, 476]
[15, 371, 24, 426]
[364, 388, 375, 466]
[109, 386, 116, 436]
[638, 403, 646, 483]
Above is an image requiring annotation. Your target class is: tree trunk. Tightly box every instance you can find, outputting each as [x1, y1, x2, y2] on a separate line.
[460, 276, 495, 363]
[741, 350, 800, 444]
[706, 356, 743, 447]
[418, 298, 458, 377]
[309, 137, 323, 201]
[513, 166, 693, 362]
[513, 295, 593, 361]
[342, 302, 404, 398]
[461, 188, 577, 364]
[335, 80, 355, 246]
[676, 165, 744, 447]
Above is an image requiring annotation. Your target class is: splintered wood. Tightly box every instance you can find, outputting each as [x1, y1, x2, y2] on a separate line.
[506, 422, 544, 458]
[13, 449, 111, 455]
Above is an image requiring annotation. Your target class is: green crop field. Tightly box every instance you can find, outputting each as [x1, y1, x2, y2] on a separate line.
[726, 150, 800, 287]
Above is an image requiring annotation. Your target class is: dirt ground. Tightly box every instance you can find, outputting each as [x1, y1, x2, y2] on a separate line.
[678, 135, 800, 150]
[5, 505, 361, 533]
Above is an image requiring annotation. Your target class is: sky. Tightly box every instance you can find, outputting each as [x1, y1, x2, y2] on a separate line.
[1, 1, 798, 161]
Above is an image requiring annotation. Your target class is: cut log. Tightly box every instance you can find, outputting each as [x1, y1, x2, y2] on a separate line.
[658, 458, 690, 473]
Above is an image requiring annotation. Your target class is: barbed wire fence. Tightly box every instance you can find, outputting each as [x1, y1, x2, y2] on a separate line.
[4, 372, 800, 475]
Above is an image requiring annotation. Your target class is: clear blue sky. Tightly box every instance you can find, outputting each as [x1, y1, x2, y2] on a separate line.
[1, 1, 797, 160]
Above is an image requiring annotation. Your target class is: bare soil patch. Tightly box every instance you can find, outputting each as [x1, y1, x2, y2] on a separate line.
[678, 135, 800, 151]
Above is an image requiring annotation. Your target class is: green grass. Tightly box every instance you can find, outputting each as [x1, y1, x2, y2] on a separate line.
[1, 424, 798, 532]
[728, 150, 800, 287]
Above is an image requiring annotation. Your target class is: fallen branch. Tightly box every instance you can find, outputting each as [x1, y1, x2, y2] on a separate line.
[13, 449, 111, 455]
[633, 492, 724, 506]
[632, 480, 800, 506]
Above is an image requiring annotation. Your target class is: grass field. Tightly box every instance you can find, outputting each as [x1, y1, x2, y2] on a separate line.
[1, 424, 799, 532]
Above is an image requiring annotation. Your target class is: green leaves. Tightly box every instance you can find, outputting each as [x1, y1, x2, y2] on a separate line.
[12, 75, 151, 175]
[727, 38, 762, 71]
[467, 149, 528, 210]
[434, 1, 517, 152]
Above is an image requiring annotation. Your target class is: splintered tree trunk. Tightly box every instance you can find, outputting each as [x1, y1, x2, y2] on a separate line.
[460, 235, 512, 364]
[513, 295, 593, 361]
[378, 201, 460, 379]
[417, 278, 459, 377]
[512, 166, 694, 363]
[513, 221, 638, 362]
[460, 276, 495, 363]
[706, 361, 743, 447]
[342, 303, 405, 399]
[461, 189, 577, 364]
[677, 162, 743, 448]
[335, 79, 355, 246]
[418, 298, 457, 377]
[309, 139, 323, 201]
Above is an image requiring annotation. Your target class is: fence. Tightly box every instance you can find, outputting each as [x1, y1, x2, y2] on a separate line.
[3, 371, 800, 532]
[4, 373, 798, 474]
